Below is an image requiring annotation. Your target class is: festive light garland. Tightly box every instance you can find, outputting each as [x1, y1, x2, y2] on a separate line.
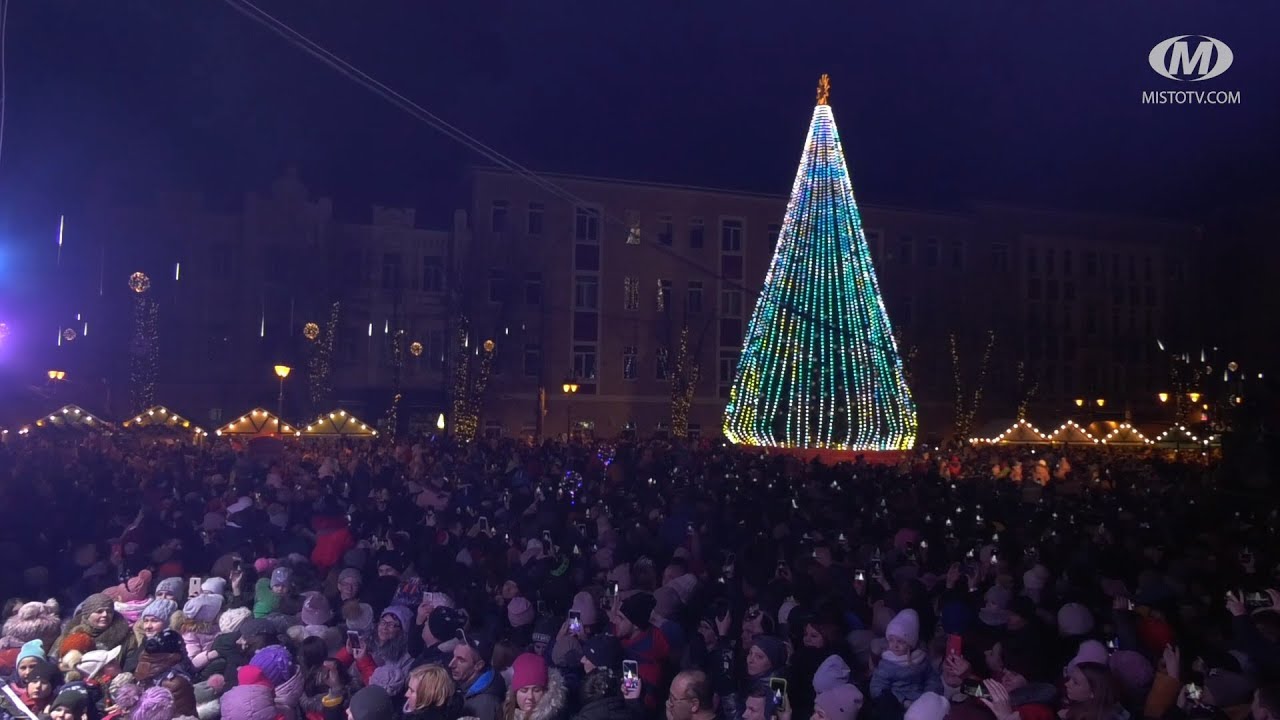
[308, 302, 339, 411]
[670, 325, 699, 438]
[386, 329, 405, 437]
[950, 330, 995, 441]
[723, 77, 917, 450]
[129, 278, 160, 413]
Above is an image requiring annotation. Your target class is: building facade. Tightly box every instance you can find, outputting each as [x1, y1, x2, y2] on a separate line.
[461, 168, 1203, 441]
[63, 171, 461, 429]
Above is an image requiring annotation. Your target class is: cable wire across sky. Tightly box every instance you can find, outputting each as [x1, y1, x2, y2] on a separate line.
[219, 0, 900, 356]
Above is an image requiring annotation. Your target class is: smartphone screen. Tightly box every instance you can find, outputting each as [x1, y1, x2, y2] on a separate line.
[962, 681, 988, 699]
[189, 577, 203, 597]
[622, 659, 638, 690]
[946, 634, 963, 658]
[346, 631, 362, 649]
[478, 517, 489, 532]
[768, 677, 788, 706]
[569, 611, 582, 634]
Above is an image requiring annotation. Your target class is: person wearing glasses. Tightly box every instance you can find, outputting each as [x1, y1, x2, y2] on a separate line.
[666, 670, 715, 720]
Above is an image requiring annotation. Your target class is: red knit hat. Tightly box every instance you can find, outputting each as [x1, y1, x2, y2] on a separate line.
[1137, 616, 1174, 656]
[60, 633, 94, 656]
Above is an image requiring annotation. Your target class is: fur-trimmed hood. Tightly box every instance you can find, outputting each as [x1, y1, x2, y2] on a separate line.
[509, 668, 568, 720]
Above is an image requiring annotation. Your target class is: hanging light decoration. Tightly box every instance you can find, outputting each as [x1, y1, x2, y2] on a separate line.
[128, 272, 151, 294]
[1228, 361, 1239, 373]
[409, 341, 424, 357]
[303, 322, 320, 341]
[62, 328, 77, 342]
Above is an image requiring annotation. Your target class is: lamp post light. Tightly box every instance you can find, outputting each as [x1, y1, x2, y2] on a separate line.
[562, 378, 579, 439]
[1188, 392, 1201, 403]
[1157, 392, 1169, 404]
[273, 364, 292, 434]
[1095, 398, 1106, 408]
[1074, 398, 1084, 408]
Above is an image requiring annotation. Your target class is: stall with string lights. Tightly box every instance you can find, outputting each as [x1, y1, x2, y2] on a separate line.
[1090, 421, 1153, 447]
[1045, 420, 1099, 445]
[121, 405, 208, 441]
[215, 408, 295, 437]
[299, 409, 378, 439]
[21, 404, 111, 435]
[970, 419, 1050, 445]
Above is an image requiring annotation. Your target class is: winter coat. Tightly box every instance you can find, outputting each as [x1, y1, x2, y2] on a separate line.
[134, 652, 199, 718]
[458, 668, 506, 720]
[570, 696, 639, 720]
[273, 667, 305, 720]
[183, 624, 220, 668]
[506, 668, 568, 720]
[196, 633, 245, 684]
[221, 682, 280, 720]
[870, 651, 943, 704]
[0, 683, 39, 720]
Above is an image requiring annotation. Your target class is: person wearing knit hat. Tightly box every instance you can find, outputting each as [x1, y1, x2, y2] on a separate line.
[748, 635, 786, 681]
[871, 609, 942, 706]
[1067, 640, 1109, 671]
[507, 652, 567, 720]
[569, 592, 598, 628]
[130, 686, 175, 720]
[617, 592, 655, 634]
[218, 608, 252, 636]
[218, 677, 276, 720]
[139, 599, 179, 639]
[105, 570, 154, 604]
[980, 586, 1013, 628]
[506, 597, 535, 628]
[814, 654, 853, 694]
[154, 578, 185, 604]
[581, 635, 621, 673]
[247, 645, 294, 687]
[1057, 603, 1095, 638]
[368, 663, 408, 697]
[3, 599, 62, 666]
[299, 592, 334, 627]
[55, 593, 136, 663]
[815, 683, 864, 720]
[902, 691, 949, 720]
[348, 686, 395, 720]
[182, 592, 223, 626]
[48, 682, 95, 720]
[531, 615, 559, 655]
[337, 568, 363, 604]
[1204, 668, 1256, 710]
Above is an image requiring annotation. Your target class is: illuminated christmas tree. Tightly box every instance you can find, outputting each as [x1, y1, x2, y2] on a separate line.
[723, 75, 917, 450]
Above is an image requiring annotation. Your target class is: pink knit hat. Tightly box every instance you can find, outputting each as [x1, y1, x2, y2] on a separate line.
[130, 686, 175, 720]
[507, 597, 535, 627]
[219, 683, 278, 720]
[2, 600, 61, 644]
[511, 653, 549, 690]
[106, 570, 153, 603]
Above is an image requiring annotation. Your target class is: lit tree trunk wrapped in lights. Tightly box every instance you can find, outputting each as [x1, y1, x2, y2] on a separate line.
[723, 75, 917, 450]
[127, 272, 159, 414]
[950, 330, 995, 441]
[670, 325, 700, 438]
[447, 316, 497, 442]
[307, 301, 340, 412]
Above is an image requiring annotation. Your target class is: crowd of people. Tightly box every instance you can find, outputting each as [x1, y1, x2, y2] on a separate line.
[0, 432, 1274, 720]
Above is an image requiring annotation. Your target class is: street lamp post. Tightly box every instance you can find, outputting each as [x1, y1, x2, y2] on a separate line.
[561, 378, 579, 439]
[274, 364, 292, 434]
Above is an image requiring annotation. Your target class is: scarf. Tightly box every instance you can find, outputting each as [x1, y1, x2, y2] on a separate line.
[881, 648, 927, 666]
[465, 668, 495, 698]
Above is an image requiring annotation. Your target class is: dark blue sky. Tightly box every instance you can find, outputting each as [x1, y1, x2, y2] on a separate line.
[1, 1, 1277, 235]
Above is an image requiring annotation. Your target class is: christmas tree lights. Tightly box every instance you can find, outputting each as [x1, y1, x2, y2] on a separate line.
[723, 75, 917, 451]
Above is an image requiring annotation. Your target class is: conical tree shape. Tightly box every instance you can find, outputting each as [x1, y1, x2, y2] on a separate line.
[724, 81, 917, 450]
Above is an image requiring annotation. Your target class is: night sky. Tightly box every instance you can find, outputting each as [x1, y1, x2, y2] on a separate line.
[0, 1, 1277, 306]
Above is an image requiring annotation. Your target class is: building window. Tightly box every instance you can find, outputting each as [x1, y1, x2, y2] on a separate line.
[381, 253, 402, 289]
[991, 242, 1009, 271]
[689, 218, 705, 248]
[491, 200, 509, 233]
[521, 345, 540, 376]
[947, 239, 963, 270]
[924, 238, 939, 267]
[655, 347, 669, 380]
[1026, 247, 1038, 274]
[657, 279, 672, 312]
[1047, 279, 1059, 301]
[488, 268, 504, 303]
[1128, 255, 1136, 281]
[1046, 249, 1056, 274]
[1145, 286, 1156, 306]
[527, 202, 544, 235]
[575, 207, 600, 244]
[1064, 280, 1076, 301]
[1143, 256, 1153, 282]
[898, 236, 914, 265]
[687, 281, 704, 313]
[623, 276, 640, 311]
[687, 423, 702, 440]
[623, 346, 638, 380]
[1028, 278, 1041, 300]
[865, 229, 882, 262]
[720, 289, 742, 317]
[657, 215, 674, 246]
[422, 256, 444, 293]
[574, 275, 599, 310]
[428, 330, 445, 369]
[901, 296, 914, 325]
[1063, 249, 1073, 275]
[768, 223, 781, 247]
[1085, 251, 1097, 277]
[573, 344, 597, 380]
[719, 349, 737, 398]
[524, 272, 542, 305]
[483, 420, 502, 439]
[721, 219, 744, 253]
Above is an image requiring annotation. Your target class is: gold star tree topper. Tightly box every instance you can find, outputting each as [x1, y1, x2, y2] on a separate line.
[816, 74, 831, 105]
